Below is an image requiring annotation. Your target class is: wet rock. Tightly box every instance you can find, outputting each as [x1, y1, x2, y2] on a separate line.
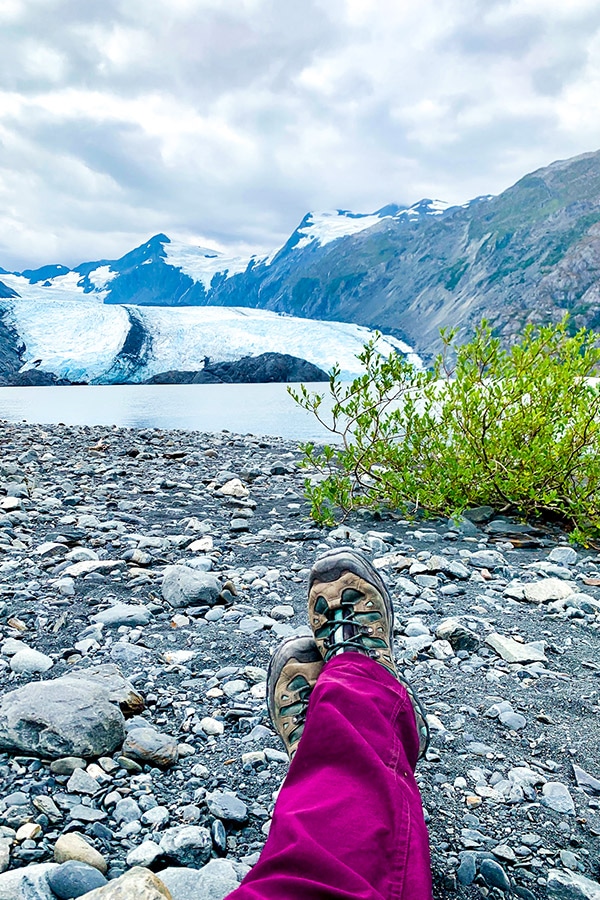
[0, 677, 125, 758]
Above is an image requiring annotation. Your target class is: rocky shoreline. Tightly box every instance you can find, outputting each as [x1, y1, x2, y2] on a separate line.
[0, 421, 598, 899]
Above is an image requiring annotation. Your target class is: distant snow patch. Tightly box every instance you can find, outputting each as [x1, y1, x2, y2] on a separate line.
[163, 239, 258, 290]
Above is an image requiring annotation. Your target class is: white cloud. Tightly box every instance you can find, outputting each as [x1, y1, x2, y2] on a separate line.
[0, 0, 599, 270]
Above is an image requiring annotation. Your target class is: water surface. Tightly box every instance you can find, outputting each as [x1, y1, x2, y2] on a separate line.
[0, 382, 338, 442]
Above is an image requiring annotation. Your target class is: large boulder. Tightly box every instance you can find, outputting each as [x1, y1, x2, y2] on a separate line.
[71, 664, 145, 716]
[0, 676, 126, 759]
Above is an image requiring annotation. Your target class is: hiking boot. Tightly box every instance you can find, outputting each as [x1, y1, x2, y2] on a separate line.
[267, 635, 324, 759]
[308, 546, 430, 758]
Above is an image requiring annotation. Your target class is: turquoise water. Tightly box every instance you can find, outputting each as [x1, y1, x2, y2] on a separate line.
[0, 382, 337, 442]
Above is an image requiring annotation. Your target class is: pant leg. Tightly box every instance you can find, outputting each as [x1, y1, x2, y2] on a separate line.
[226, 653, 432, 900]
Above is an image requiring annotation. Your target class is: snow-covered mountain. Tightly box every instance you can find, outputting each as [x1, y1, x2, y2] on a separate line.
[0, 202, 443, 384]
[0, 200, 453, 310]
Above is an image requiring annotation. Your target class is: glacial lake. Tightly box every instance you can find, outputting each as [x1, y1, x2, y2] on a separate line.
[0, 383, 339, 443]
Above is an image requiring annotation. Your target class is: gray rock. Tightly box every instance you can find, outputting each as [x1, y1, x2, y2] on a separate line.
[158, 860, 239, 900]
[573, 764, 600, 795]
[206, 790, 248, 823]
[523, 578, 574, 603]
[435, 618, 480, 652]
[0, 677, 125, 758]
[122, 727, 179, 769]
[47, 860, 108, 898]
[542, 782, 576, 814]
[547, 869, 600, 899]
[159, 825, 212, 868]
[10, 648, 54, 674]
[66, 767, 101, 795]
[456, 851, 477, 885]
[0, 864, 58, 900]
[480, 859, 511, 892]
[161, 565, 221, 608]
[113, 797, 142, 824]
[485, 633, 546, 664]
[548, 546, 578, 565]
[126, 840, 162, 867]
[468, 549, 506, 569]
[91, 604, 153, 627]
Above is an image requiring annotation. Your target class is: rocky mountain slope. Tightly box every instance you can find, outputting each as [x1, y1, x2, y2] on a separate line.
[2, 149, 600, 373]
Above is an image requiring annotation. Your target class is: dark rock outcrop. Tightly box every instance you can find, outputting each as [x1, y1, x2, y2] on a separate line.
[144, 352, 329, 385]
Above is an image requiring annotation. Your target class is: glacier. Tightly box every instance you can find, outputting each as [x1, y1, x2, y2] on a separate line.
[2, 299, 421, 384]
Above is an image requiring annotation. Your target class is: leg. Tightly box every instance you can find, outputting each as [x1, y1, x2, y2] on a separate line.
[227, 652, 432, 900]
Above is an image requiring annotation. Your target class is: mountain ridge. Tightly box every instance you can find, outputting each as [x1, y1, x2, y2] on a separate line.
[2, 149, 600, 365]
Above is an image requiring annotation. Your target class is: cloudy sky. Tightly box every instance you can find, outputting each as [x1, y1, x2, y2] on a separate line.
[2, 0, 600, 271]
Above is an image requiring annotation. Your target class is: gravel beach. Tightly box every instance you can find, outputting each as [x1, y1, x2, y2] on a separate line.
[0, 421, 599, 900]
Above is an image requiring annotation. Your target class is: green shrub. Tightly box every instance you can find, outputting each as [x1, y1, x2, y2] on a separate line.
[289, 317, 600, 540]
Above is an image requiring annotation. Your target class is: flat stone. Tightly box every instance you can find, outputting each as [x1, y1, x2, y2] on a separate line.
[573, 764, 600, 796]
[67, 767, 101, 795]
[206, 791, 248, 823]
[547, 869, 600, 900]
[54, 833, 108, 874]
[523, 578, 575, 603]
[75, 867, 172, 899]
[91, 605, 153, 627]
[50, 757, 87, 775]
[161, 566, 221, 608]
[159, 860, 239, 900]
[122, 728, 179, 769]
[485, 633, 547, 664]
[0, 676, 125, 759]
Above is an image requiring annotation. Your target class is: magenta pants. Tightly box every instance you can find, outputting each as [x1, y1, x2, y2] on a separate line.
[226, 653, 433, 900]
